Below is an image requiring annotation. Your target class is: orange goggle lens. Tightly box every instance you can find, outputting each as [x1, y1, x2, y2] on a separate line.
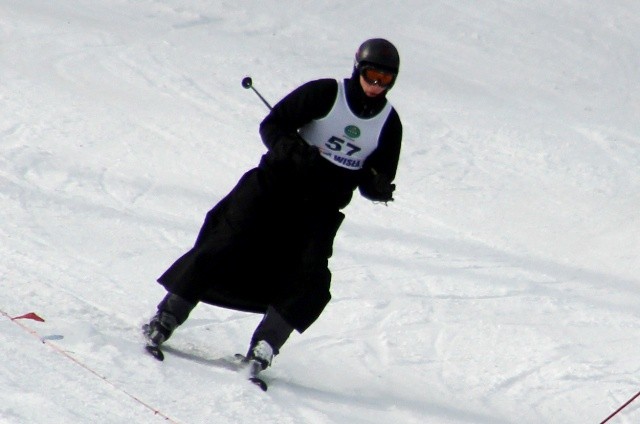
[361, 67, 395, 87]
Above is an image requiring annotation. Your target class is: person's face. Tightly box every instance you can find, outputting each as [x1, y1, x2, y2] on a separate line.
[359, 75, 387, 97]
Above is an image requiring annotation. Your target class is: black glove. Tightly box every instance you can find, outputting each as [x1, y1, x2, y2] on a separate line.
[271, 134, 320, 172]
[359, 169, 395, 202]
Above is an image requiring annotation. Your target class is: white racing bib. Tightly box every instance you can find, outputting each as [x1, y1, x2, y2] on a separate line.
[298, 81, 393, 170]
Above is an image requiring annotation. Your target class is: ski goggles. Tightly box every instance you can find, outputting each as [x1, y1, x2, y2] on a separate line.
[360, 66, 396, 88]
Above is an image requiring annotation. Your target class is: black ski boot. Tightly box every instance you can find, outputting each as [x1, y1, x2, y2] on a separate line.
[246, 340, 274, 371]
[144, 311, 179, 346]
[143, 293, 196, 350]
[238, 306, 294, 390]
[248, 306, 293, 364]
[237, 340, 274, 391]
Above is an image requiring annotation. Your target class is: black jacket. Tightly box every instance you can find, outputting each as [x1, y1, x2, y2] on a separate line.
[258, 76, 402, 209]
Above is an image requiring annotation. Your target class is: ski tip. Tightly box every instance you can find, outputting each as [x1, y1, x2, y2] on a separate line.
[249, 377, 268, 392]
[145, 344, 165, 361]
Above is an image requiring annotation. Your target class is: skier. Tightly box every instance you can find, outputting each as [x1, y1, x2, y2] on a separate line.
[144, 38, 403, 374]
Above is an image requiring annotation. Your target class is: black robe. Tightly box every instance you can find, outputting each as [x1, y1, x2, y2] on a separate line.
[157, 75, 402, 332]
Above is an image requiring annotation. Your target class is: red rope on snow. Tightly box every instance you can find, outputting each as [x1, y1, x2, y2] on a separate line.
[1, 309, 179, 423]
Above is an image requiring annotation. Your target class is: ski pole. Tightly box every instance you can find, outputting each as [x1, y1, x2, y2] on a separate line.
[242, 77, 273, 110]
[600, 389, 640, 424]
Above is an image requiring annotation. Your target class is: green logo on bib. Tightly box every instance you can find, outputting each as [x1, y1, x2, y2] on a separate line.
[344, 125, 361, 139]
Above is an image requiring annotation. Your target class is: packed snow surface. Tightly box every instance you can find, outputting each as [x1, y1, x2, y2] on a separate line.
[1, 1, 639, 423]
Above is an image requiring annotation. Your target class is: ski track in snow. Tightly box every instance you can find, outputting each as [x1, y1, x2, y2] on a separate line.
[2, 1, 640, 423]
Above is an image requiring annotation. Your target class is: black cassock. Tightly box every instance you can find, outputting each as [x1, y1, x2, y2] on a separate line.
[156, 76, 401, 333]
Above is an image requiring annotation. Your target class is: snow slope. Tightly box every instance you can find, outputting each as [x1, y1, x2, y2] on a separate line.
[1, 1, 640, 422]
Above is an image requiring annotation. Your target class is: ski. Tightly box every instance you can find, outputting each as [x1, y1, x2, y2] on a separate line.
[145, 343, 165, 361]
[141, 324, 267, 391]
[249, 376, 268, 392]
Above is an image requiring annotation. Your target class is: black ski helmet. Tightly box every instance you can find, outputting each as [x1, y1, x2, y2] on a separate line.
[355, 38, 400, 75]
